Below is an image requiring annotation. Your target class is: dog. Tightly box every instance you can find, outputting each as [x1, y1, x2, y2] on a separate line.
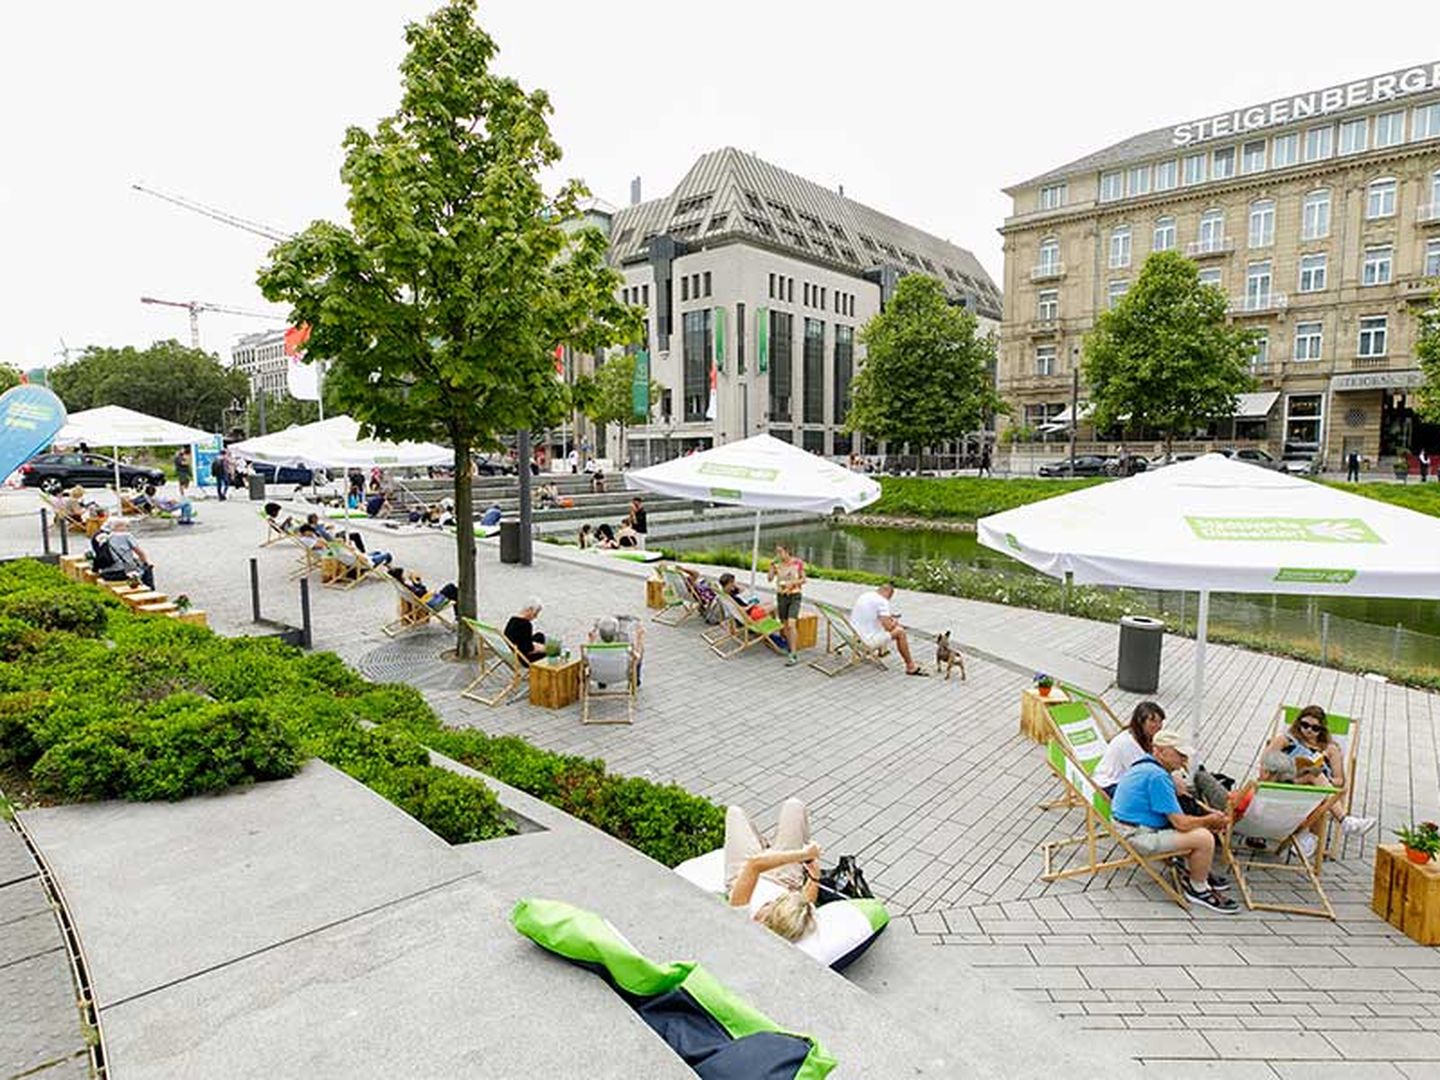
[934, 630, 966, 681]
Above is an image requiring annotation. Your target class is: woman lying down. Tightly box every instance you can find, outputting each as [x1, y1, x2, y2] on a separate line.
[724, 798, 821, 941]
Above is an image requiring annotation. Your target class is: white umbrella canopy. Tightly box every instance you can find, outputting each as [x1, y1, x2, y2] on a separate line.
[626, 433, 881, 585]
[54, 405, 216, 493]
[977, 453, 1440, 742]
[229, 416, 452, 470]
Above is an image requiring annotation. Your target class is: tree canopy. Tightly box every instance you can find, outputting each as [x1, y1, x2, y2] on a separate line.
[1417, 287, 1440, 423]
[0, 364, 21, 392]
[844, 274, 1001, 448]
[1082, 251, 1257, 451]
[256, 0, 638, 652]
[48, 341, 248, 430]
[573, 353, 658, 464]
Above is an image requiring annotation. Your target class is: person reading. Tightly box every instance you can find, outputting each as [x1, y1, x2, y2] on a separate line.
[724, 799, 821, 942]
[504, 599, 548, 663]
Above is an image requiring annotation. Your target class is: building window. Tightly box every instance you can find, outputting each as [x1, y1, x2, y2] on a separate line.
[1037, 289, 1059, 321]
[1038, 238, 1060, 274]
[1154, 159, 1178, 191]
[1035, 345, 1058, 376]
[1294, 321, 1323, 361]
[737, 302, 746, 374]
[1366, 178, 1397, 219]
[1128, 164, 1151, 197]
[1304, 126, 1334, 161]
[1039, 183, 1067, 210]
[682, 309, 712, 422]
[1109, 225, 1131, 269]
[803, 282, 810, 306]
[681, 276, 689, 302]
[643, 284, 649, 306]
[1362, 246, 1393, 286]
[787, 278, 794, 303]
[1198, 267, 1223, 289]
[768, 273, 775, 299]
[1298, 253, 1328, 293]
[1339, 117, 1369, 156]
[703, 271, 712, 297]
[1375, 110, 1405, 148]
[1198, 209, 1225, 252]
[1285, 394, 1324, 449]
[1152, 216, 1176, 252]
[768, 310, 793, 421]
[1212, 146, 1236, 179]
[1427, 239, 1440, 279]
[833, 325, 853, 424]
[1431, 169, 1440, 209]
[1183, 153, 1207, 186]
[1301, 190, 1331, 240]
[1248, 199, 1275, 248]
[1358, 315, 1388, 357]
[1251, 334, 1270, 370]
[1272, 132, 1299, 168]
[819, 287, 826, 311]
[1245, 261, 1273, 310]
[1414, 102, 1440, 141]
[1099, 170, 1123, 202]
[1241, 139, 1267, 174]
[1107, 280, 1129, 309]
[803, 318, 825, 424]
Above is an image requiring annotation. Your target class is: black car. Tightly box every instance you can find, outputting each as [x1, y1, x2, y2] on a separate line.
[1038, 455, 1111, 477]
[246, 461, 317, 486]
[19, 452, 164, 493]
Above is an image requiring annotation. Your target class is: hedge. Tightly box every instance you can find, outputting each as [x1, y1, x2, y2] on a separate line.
[0, 562, 724, 864]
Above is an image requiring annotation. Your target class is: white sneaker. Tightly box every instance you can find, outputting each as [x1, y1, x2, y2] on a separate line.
[1342, 815, 1378, 836]
[1295, 832, 1318, 860]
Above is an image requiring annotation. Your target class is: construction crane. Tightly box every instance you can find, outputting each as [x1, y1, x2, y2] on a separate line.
[131, 183, 293, 243]
[139, 296, 285, 350]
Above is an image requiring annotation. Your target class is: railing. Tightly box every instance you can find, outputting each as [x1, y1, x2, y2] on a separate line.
[1400, 276, 1437, 299]
[1351, 355, 1389, 370]
[1026, 318, 1060, 336]
[1186, 237, 1235, 257]
[1417, 203, 1440, 225]
[1029, 263, 1065, 282]
[1229, 292, 1288, 314]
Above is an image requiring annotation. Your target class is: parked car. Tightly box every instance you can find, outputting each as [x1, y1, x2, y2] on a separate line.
[1219, 447, 1281, 469]
[18, 452, 164, 493]
[1104, 455, 1149, 476]
[1281, 453, 1321, 476]
[1038, 455, 1111, 477]
[247, 461, 316, 486]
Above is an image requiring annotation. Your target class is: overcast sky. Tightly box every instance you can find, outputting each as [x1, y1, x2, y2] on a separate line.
[0, 0, 1420, 371]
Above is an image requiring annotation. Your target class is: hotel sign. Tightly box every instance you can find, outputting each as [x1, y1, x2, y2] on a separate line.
[1173, 63, 1440, 146]
[1330, 371, 1425, 392]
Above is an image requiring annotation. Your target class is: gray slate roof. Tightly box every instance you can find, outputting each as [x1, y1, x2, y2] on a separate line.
[608, 147, 1001, 318]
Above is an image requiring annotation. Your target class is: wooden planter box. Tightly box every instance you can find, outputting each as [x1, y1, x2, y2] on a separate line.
[1372, 843, 1440, 945]
[646, 577, 665, 610]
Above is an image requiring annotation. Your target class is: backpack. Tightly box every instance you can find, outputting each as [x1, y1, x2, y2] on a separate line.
[210, 457, 224, 478]
[90, 534, 116, 572]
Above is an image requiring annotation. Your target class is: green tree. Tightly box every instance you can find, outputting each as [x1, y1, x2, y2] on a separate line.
[574, 353, 658, 465]
[1417, 288, 1440, 422]
[47, 341, 248, 431]
[844, 274, 1002, 449]
[257, 1, 637, 654]
[1082, 251, 1258, 455]
[0, 364, 21, 392]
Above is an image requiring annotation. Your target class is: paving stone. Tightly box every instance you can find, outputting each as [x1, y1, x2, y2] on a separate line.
[1297, 968, 1423, 992]
[943, 945, 1034, 967]
[0, 950, 85, 1077]
[1324, 1032, 1440, 1060]
[1139, 1061, 1278, 1078]
[1272, 1064, 1407, 1079]
[1082, 965, 1197, 991]
[1030, 943, 1137, 966]
[1203, 1031, 1340, 1060]
[0, 827, 38, 887]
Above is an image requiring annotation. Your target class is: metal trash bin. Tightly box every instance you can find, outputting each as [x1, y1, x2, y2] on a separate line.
[499, 517, 521, 564]
[1117, 615, 1164, 693]
[247, 473, 266, 501]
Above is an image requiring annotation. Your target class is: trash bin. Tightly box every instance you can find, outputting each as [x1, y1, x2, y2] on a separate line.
[247, 472, 266, 501]
[1116, 615, 1164, 693]
[499, 517, 521, 564]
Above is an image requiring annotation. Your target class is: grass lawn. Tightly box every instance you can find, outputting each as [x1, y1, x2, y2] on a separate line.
[1326, 481, 1440, 518]
[869, 476, 1102, 521]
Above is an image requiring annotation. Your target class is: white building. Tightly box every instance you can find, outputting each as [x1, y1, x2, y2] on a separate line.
[230, 328, 288, 400]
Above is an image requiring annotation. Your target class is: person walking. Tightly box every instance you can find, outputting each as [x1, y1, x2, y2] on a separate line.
[211, 449, 230, 501]
[1346, 450, 1361, 483]
[1421, 449, 1431, 483]
[978, 446, 992, 478]
[767, 542, 806, 667]
[173, 447, 192, 497]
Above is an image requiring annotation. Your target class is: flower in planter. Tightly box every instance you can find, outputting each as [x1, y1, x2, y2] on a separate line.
[174, 594, 192, 612]
[1393, 821, 1440, 860]
[1033, 672, 1055, 690]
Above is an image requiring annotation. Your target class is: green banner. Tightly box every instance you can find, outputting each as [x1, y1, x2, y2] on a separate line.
[631, 350, 650, 419]
[713, 307, 726, 373]
[1274, 567, 1357, 583]
[1186, 516, 1381, 544]
[757, 307, 769, 373]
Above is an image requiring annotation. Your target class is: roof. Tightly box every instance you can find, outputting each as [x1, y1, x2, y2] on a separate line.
[607, 148, 1001, 318]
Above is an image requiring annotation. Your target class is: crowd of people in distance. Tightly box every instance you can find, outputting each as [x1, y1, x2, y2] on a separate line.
[575, 496, 649, 551]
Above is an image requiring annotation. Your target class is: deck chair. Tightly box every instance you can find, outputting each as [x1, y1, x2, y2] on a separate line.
[320, 542, 387, 590]
[382, 574, 457, 637]
[707, 591, 786, 659]
[653, 564, 702, 627]
[580, 642, 635, 724]
[1266, 705, 1362, 861]
[459, 617, 530, 706]
[1041, 687, 1123, 811]
[1221, 781, 1340, 919]
[259, 509, 290, 547]
[1039, 701, 1190, 909]
[119, 492, 178, 523]
[39, 491, 87, 533]
[284, 536, 322, 580]
[807, 598, 888, 677]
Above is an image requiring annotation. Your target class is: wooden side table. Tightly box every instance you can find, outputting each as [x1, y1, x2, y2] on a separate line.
[1020, 686, 1069, 744]
[646, 577, 665, 610]
[794, 611, 818, 651]
[1373, 844, 1440, 945]
[529, 656, 582, 709]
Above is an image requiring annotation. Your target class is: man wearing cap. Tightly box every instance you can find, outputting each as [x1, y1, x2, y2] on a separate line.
[1110, 729, 1238, 913]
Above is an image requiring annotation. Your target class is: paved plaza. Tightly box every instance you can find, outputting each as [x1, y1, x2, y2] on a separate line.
[2, 488, 1438, 1076]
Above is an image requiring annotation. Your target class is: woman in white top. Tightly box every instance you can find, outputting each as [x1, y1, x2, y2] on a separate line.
[1092, 700, 1166, 796]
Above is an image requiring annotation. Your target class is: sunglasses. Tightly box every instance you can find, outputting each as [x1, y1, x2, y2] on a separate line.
[1298, 721, 1324, 733]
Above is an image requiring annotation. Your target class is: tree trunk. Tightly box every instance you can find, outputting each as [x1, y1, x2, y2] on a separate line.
[451, 435, 478, 659]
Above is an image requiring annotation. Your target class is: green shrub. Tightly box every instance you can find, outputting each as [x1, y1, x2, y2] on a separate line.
[591, 776, 727, 868]
[366, 766, 509, 844]
[0, 691, 52, 770]
[0, 616, 46, 661]
[0, 588, 108, 637]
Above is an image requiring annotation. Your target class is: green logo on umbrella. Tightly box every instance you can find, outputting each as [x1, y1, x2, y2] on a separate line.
[1274, 567, 1357, 583]
[1186, 516, 1381, 544]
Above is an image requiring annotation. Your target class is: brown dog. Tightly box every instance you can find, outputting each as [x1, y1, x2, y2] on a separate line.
[934, 630, 966, 681]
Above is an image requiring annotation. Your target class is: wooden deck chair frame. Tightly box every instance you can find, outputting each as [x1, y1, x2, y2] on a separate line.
[285, 536, 322, 580]
[119, 492, 177, 524]
[580, 642, 635, 724]
[1040, 686, 1123, 811]
[459, 617, 530, 706]
[707, 591, 786, 660]
[806, 598, 888, 677]
[1265, 705, 1362, 861]
[1221, 781, 1339, 919]
[259, 509, 289, 547]
[39, 491, 87, 534]
[320, 542, 386, 591]
[1039, 704, 1190, 909]
[653, 564, 701, 627]
[381, 574, 457, 637]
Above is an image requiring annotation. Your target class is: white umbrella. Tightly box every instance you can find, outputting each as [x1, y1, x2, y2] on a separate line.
[626, 434, 881, 587]
[977, 453, 1440, 745]
[55, 405, 215, 493]
[229, 416, 451, 470]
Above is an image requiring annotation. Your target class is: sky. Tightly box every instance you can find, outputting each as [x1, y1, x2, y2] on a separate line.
[0, 0, 1422, 371]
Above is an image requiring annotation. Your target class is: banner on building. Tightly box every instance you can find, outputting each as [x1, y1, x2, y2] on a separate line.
[194, 433, 224, 489]
[756, 307, 769, 373]
[0, 384, 66, 485]
[705, 364, 717, 422]
[713, 307, 726, 373]
[631, 350, 650, 420]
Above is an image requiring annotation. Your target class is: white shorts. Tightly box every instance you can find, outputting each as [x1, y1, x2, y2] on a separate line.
[861, 630, 891, 650]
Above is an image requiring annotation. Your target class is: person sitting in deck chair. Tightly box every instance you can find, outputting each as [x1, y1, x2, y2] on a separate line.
[1262, 704, 1375, 857]
[725, 799, 821, 943]
[139, 484, 194, 524]
[264, 502, 296, 534]
[58, 486, 89, 527]
[384, 568, 457, 610]
[850, 583, 927, 677]
[97, 520, 156, 590]
[328, 532, 393, 570]
[1110, 730, 1237, 914]
[504, 598, 548, 663]
[589, 615, 645, 687]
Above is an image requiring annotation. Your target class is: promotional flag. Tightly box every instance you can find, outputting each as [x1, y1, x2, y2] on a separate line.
[631, 350, 650, 419]
[555, 344, 565, 380]
[284, 325, 320, 401]
[705, 364, 717, 421]
[0, 384, 67, 484]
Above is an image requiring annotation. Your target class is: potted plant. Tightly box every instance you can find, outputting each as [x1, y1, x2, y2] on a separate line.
[174, 594, 192, 613]
[1394, 821, 1440, 865]
[1034, 672, 1055, 698]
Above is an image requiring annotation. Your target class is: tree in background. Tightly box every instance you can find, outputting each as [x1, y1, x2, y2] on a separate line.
[48, 341, 249, 430]
[0, 364, 21, 392]
[573, 353, 658, 466]
[1082, 251, 1257, 456]
[257, 1, 637, 655]
[844, 274, 1002, 451]
[1417, 287, 1440, 422]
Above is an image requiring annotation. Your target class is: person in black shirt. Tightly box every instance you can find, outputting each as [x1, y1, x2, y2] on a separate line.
[627, 496, 648, 549]
[504, 599, 547, 662]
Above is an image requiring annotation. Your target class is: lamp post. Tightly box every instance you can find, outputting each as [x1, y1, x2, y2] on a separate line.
[1069, 354, 1080, 477]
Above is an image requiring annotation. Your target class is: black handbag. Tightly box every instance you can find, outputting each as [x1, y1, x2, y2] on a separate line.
[817, 855, 874, 902]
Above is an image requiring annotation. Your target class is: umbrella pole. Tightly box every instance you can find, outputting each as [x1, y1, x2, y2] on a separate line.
[749, 509, 762, 592]
[1193, 589, 1210, 748]
[113, 445, 122, 504]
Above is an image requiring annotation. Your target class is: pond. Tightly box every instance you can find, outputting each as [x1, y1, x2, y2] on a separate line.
[664, 520, 1440, 647]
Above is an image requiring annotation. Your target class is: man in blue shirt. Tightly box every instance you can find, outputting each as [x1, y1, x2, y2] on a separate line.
[1111, 729, 1237, 913]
